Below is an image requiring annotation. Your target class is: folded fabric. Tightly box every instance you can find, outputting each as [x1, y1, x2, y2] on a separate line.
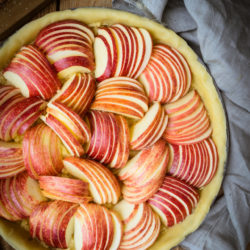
[112, 0, 250, 249]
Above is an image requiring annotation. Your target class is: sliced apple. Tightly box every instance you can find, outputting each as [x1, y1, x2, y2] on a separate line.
[119, 139, 169, 203]
[35, 20, 95, 80]
[148, 176, 199, 227]
[91, 76, 148, 120]
[3, 45, 61, 99]
[39, 176, 92, 203]
[139, 43, 191, 104]
[163, 90, 212, 144]
[63, 157, 121, 204]
[51, 73, 95, 116]
[130, 102, 168, 150]
[23, 123, 64, 179]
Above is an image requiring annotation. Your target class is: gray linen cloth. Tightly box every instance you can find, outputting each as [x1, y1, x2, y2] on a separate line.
[112, 0, 250, 249]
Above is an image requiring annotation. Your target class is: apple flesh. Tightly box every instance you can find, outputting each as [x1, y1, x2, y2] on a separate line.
[119, 139, 169, 203]
[23, 123, 64, 179]
[148, 176, 199, 227]
[130, 102, 168, 150]
[35, 20, 95, 80]
[113, 199, 160, 250]
[39, 176, 92, 203]
[41, 102, 91, 157]
[0, 171, 45, 221]
[163, 90, 212, 144]
[0, 141, 25, 178]
[51, 73, 96, 116]
[29, 200, 78, 248]
[3, 45, 61, 99]
[168, 138, 218, 188]
[139, 44, 191, 104]
[91, 76, 148, 120]
[63, 157, 121, 204]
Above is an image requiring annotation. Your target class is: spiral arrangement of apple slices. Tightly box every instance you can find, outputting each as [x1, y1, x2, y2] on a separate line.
[0, 19, 219, 250]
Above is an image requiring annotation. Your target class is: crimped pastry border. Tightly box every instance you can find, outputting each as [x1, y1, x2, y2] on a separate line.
[0, 8, 227, 250]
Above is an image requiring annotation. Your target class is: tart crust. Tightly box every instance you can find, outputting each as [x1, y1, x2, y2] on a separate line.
[0, 8, 227, 250]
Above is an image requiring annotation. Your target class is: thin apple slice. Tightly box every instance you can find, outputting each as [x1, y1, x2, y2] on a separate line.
[63, 157, 121, 204]
[109, 211, 123, 250]
[39, 176, 92, 203]
[148, 176, 199, 227]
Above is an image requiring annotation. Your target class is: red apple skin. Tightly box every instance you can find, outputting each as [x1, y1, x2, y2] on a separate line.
[148, 176, 199, 227]
[23, 124, 64, 179]
[3, 45, 61, 100]
[168, 138, 218, 188]
[52, 73, 96, 116]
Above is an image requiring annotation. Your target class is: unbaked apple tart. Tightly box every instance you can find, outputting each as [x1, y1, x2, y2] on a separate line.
[0, 8, 227, 250]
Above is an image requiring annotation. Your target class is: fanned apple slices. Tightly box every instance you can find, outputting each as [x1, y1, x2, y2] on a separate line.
[75, 203, 122, 250]
[35, 20, 95, 80]
[0, 141, 25, 178]
[51, 73, 96, 116]
[86, 110, 129, 167]
[3, 45, 61, 99]
[0, 172, 45, 221]
[23, 123, 64, 179]
[113, 200, 160, 250]
[119, 139, 169, 203]
[0, 85, 46, 141]
[63, 157, 121, 204]
[168, 138, 218, 188]
[39, 176, 92, 203]
[94, 24, 152, 81]
[30, 200, 78, 249]
[41, 102, 91, 157]
[148, 176, 199, 227]
[130, 102, 168, 150]
[139, 44, 191, 103]
[91, 77, 148, 120]
[163, 90, 212, 144]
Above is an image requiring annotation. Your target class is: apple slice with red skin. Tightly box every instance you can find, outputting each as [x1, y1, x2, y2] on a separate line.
[30, 200, 78, 249]
[109, 115, 130, 169]
[0, 93, 46, 141]
[39, 176, 92, 203]
[3, 45, 61, 99]
[86, 110, 119, 165]
[163, 90, 212, 145]
[74, 203, 120, 250]
[91, 76, 148, 120]
[63, 157, 121, 204]
[51, 73, 95, 116]
[35, 20, 95, 80]
[139, 44, 191, 104]
[23, 124, 64, 179]
[119, 139, 169, 203]
[41, 102, 90, 157]
[130, 102, 168, 150]
[168, 138, 218, 188]
[148, 176, 199, 227]
[0, 172, 45, 221]
[0, 85, 22, 107]
[113, 199, 160, 250]
[0, 141, 25, 178]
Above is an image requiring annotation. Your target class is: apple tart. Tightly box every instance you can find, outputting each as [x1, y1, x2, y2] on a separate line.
[0, 8, 227, 250]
